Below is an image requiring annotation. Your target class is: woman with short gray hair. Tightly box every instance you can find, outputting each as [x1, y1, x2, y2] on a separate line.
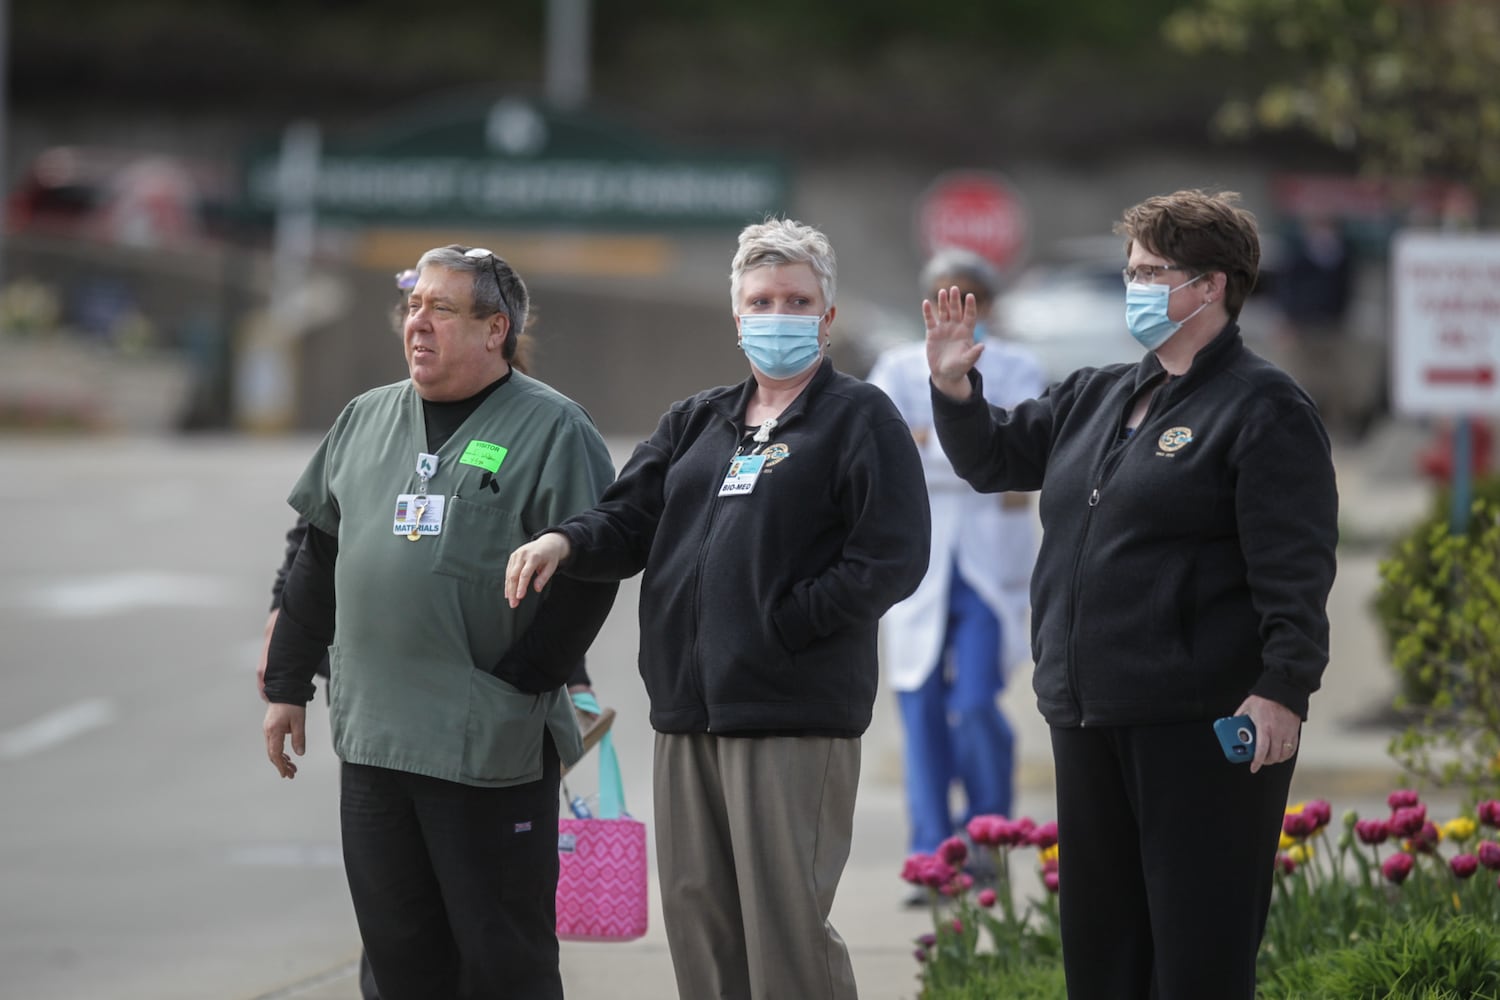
[507, 217, 931, 1000]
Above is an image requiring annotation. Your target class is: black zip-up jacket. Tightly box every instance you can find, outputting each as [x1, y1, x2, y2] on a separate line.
[555, 359, 930, 736]
[932, 323, 1338, 727]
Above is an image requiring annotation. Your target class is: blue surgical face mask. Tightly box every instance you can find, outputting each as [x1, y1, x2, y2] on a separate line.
[738, 313, 824, 379]
[1124, 275, 1205, 350]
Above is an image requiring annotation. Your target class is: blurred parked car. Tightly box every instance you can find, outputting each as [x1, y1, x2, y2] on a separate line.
[7, 145, 236, 247]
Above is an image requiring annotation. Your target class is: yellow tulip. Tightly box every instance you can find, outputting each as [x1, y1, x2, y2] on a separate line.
[1039, 844, 1059, 864]
[1443, 817, 1477, 843]
[1279, 832, 1296, 851]
[1288, 843, 1314, 864]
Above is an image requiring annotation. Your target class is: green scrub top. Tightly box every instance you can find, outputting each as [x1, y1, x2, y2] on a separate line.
[289, 373, 615, 787]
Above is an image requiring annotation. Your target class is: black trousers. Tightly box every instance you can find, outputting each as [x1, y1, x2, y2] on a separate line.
[340, 737, 562, 1000]
[1050, 721, 1294, 1000]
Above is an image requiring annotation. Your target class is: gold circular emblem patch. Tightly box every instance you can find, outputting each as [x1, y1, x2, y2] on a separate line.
[1157, 427, 1193, 452]
[762, 443, 791, 467]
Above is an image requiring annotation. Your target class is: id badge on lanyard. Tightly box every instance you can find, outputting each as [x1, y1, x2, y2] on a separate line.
[394, 451, 445, 540]
[718, 417, 778, 497]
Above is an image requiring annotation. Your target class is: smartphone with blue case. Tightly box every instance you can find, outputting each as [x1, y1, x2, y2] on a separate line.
[1213, 715, 1256, 763]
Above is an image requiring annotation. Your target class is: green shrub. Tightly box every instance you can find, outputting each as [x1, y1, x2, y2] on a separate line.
[1259, 913, 1500, 999]
[920, 959, 1066, 1000]
[1376, 498, 1500, 801]
[1372, 476, 1500, 708]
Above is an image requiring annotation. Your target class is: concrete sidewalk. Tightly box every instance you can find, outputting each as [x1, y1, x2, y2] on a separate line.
[254, 421, 1449, 1000]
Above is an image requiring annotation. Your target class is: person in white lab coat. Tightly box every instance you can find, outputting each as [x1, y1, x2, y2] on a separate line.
[866, 248, 1047, 894]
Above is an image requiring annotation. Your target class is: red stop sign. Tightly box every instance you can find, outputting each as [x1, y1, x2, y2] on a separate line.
[915, 171, 1028, 272]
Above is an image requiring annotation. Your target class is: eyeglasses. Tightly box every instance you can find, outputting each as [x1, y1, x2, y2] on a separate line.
[1121, 263, 1192, 286]
[463, 247, 512, 316]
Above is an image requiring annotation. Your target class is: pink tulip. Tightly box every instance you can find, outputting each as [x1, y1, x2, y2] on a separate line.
[977, 888, 997, 908]
[1477, 841, 1500, 870]
[1043, 869, 1060, 894]
[1388, 789, 1421, 810]
[966, 815, 1006, 849]
[901, 854, 957, 890]
[952, 918, 963, 935]
[1041, 856, 1059, 875]
[1389, 805, 1427, 838]
[913, 948, 928, 964]
[1407, 821, 1441, 854]
[917, 933, 936, 948]
[942, 872, 974, 897]
[1355, 818, 1390, 845]
[1282, 811, 1317, 839]
[938, 836, 968, 868]
[1382, 852, 1415, 884]
[1303, 799, 1333, 829]
[1029, 821, 1059, 850]
[1479, 800, 1500, 828]
[1275, 853, 1297, 875]
[1451, 854, 1479, 879]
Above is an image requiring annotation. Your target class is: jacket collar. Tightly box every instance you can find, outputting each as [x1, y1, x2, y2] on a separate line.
[712, 357, 835, 426]
[1132, 320, 1243, 395]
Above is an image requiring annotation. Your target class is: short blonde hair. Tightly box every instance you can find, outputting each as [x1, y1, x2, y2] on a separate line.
[729, 218, 837, 312]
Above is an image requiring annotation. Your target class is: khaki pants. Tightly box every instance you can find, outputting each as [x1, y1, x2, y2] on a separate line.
[654, 732, 861, 1000]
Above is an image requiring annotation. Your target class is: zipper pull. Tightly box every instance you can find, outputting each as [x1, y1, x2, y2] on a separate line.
[1089, 488, 1100, 507]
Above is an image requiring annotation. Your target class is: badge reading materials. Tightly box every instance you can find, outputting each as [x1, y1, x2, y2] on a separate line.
[718, 454, 766, 497]
[393, 494, 446, 540]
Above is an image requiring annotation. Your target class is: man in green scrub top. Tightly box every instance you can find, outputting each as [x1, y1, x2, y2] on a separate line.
[261, 245, 617, 1000]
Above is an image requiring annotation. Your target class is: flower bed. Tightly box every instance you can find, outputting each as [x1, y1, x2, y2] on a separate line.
[901, 794, 1500, 999]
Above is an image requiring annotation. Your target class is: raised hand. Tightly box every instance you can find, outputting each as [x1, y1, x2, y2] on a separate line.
[924, 286, 984, 401]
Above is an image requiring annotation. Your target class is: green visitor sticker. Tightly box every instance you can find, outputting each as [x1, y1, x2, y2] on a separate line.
[459, 439, 508, 473]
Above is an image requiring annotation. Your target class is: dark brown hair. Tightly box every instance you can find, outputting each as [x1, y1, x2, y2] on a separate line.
[1114, 189, 1260, 318]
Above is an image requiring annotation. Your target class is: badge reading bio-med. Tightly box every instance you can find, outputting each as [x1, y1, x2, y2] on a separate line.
[717, 454, 767, 497]
[393, 494, 446, 540]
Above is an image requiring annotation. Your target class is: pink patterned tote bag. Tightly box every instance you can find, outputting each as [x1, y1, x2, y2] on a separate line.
[556, 699, 648, 942]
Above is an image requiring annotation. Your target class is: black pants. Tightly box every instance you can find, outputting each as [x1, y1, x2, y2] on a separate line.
[1050, 721, 1294, 1000]
[340, 737, 562, 1000]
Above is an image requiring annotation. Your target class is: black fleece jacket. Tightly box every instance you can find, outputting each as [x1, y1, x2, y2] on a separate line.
[932, 323, 1338, 727]
[554, 359, 930, 737]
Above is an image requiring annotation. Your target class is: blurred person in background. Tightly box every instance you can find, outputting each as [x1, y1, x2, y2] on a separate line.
[504, 218, 930, 1000]
[925, 190, 1338, 1000]
[260, 245, 618, 1000]
[1273, 213, 1358, 437]
[865, 248, 1046, 906]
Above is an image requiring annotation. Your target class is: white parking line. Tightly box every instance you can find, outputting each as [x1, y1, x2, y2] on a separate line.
[0, 699, 116, 760]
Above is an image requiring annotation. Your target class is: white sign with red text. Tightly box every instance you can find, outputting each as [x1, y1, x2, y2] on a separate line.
[1392, 231, 1500, 416]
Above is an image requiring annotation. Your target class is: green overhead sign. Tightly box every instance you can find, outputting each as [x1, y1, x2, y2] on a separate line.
[244, 97, 789, 228]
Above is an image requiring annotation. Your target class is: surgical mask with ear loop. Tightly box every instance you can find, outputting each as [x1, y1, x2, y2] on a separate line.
[738, 313, 825, 378]
[1124, 274, 1207, 350]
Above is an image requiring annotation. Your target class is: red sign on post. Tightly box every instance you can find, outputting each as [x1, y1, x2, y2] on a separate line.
[915, 171, 1029, 272]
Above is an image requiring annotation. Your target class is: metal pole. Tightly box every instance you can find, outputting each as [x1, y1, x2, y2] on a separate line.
[0, 0, 11, 299]
[545, 0, 592, 110]
[1450, 416, 1473, 534]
